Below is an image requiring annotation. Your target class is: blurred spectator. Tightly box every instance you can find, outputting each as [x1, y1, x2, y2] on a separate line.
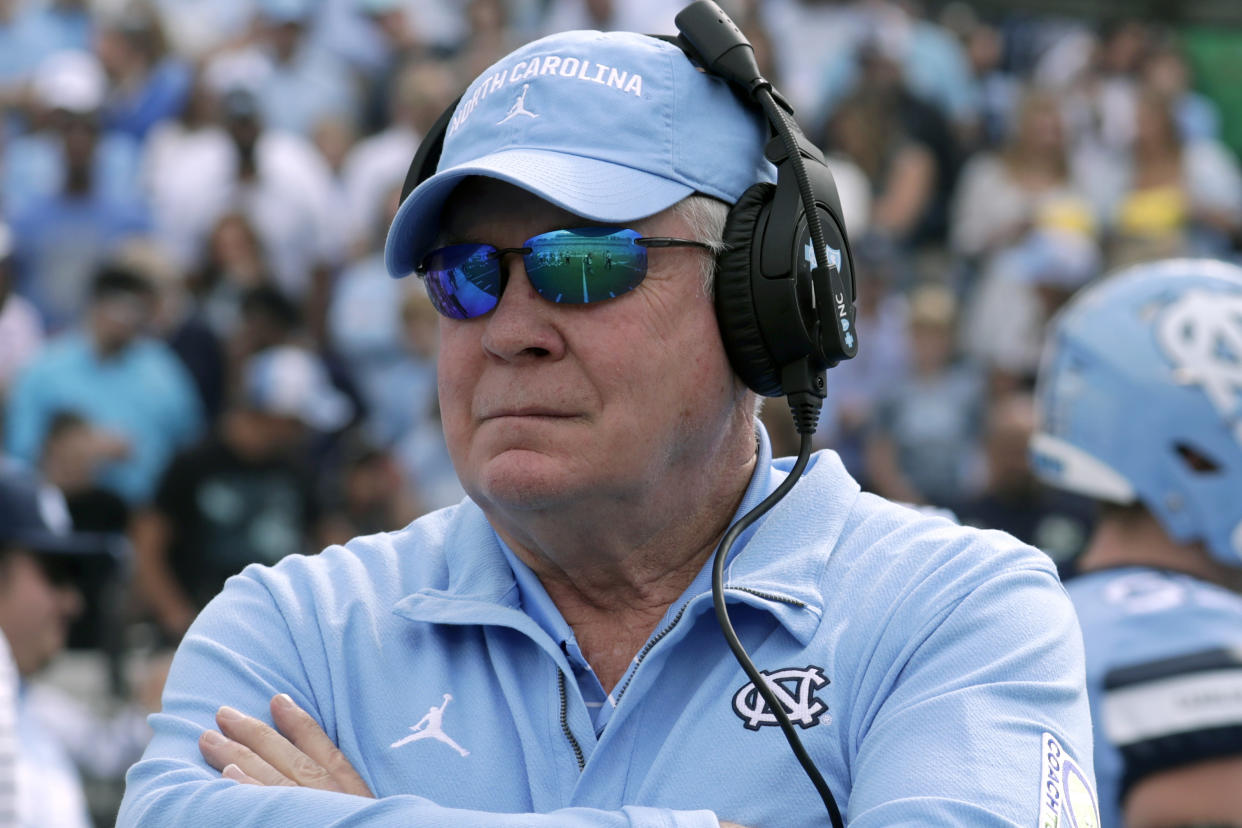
[311, 111, 359, 246]
[116, 240, 227, 425]
[38, 410, 128, 538]
[892, 1, 980, 135]
[955, 392, 1094, 570]
[865, 283, 984, 509]
[37, 411, 129, 656]
[218, 86, 345, 313]
[313, 113, 358, 183]
[814, 1, 979, 140]
[141, 75, 236, 270]
[192, 212, 277, 343]
[1089, 90, 1242, 269]
[145, 85, 344, 320]
[131, 345, 352, 641]
[342, 57, 457, 255]
[1051, 19, 1151, 158]
[2, 49, 149, 331]
[0, 223, 43, 404]
[0, 459, 130, 828]
[1141, 38, 1221, 143]
[0, 0, 83, 124]
[319, 431, 421, 544]
[351, 0, 424, 107]
[231, 283, 305, 366]
[5, 0, 92, 73]
[950, 87, 1094, 265]
[204, 0, 361, 138]
[4, 264, 203, 505]
[942, 6, 1019, 150]
[95, 9, 192, 143]
[821, 34, 959, 248]
[962, 227, 1101, 391]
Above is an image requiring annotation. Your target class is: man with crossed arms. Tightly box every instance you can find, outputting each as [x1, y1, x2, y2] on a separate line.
[119, 26, 1095, 828]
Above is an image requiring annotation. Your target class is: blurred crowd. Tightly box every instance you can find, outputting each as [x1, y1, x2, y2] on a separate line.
[0, 0, 1240, 823]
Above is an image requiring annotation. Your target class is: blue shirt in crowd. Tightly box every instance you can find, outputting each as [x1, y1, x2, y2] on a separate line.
[4, 332, 203, 504]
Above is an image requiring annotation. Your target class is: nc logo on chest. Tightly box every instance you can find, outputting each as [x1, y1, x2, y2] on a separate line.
[732, 666, 831, 731]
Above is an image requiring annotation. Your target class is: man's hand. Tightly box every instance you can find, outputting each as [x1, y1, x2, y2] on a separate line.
[198, 694, 374, 798]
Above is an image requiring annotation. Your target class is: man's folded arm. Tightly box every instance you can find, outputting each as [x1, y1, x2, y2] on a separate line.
[116, 564, 721, 828]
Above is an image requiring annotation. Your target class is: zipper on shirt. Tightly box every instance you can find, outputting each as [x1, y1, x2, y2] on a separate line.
[728, 586, 807, 608]
[557, 669, 585, 772]
[612, 587, 805, 705]
[612, 599, 693, 704]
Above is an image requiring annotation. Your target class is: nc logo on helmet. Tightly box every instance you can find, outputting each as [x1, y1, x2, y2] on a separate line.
[1155, 289, 1242, 443]
[732, 666, 830, 731]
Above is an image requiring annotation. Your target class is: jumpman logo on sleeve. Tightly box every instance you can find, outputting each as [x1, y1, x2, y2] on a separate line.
[390, 694, 470, 756]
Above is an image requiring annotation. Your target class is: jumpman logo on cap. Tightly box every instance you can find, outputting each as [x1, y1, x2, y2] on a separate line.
[390, 694, 469, 756]
[498, 84, 538, 125]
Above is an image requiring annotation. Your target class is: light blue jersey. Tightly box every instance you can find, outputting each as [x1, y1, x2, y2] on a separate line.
[1068, 567, 1242, 828]
[120, 434, 1096, 827]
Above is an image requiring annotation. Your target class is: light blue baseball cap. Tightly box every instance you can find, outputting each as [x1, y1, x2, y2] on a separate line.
[384, 29, 775, 278]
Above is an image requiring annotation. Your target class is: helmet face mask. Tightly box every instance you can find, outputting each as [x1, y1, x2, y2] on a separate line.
[1031, 259, 1242, 567]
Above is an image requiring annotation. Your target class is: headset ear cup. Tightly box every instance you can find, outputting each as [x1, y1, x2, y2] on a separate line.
[716, 182, 782, 397]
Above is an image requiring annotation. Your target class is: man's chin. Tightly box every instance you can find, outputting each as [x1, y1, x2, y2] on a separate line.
[469, 450, 587, 513]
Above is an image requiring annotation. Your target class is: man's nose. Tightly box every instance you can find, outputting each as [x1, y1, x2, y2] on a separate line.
[480, 256, 566, 362]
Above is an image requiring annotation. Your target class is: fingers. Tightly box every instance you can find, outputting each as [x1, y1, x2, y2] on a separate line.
[214, 705, 337, 792]
[197, 699, 374, 798]
[199, 728, 294, 788]
[222, 763, 262, 785]
[269, 694, 374, 798]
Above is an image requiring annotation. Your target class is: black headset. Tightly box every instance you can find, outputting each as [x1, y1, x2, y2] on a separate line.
[398, 5, 851, 824]
[398, 1, 858, 410]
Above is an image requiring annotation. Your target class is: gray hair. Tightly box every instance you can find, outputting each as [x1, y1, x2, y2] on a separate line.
[670, 194, 730, 296]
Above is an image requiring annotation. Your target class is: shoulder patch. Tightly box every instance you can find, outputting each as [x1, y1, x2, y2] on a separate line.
[1037, 731, 1100, 828]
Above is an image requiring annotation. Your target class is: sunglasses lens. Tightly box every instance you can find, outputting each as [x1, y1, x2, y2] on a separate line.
[525, 228, 647, 304]
[421, 244, 502, 319]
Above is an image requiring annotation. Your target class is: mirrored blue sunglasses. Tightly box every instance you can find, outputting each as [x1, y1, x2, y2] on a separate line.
[416, 226, 713, 320]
